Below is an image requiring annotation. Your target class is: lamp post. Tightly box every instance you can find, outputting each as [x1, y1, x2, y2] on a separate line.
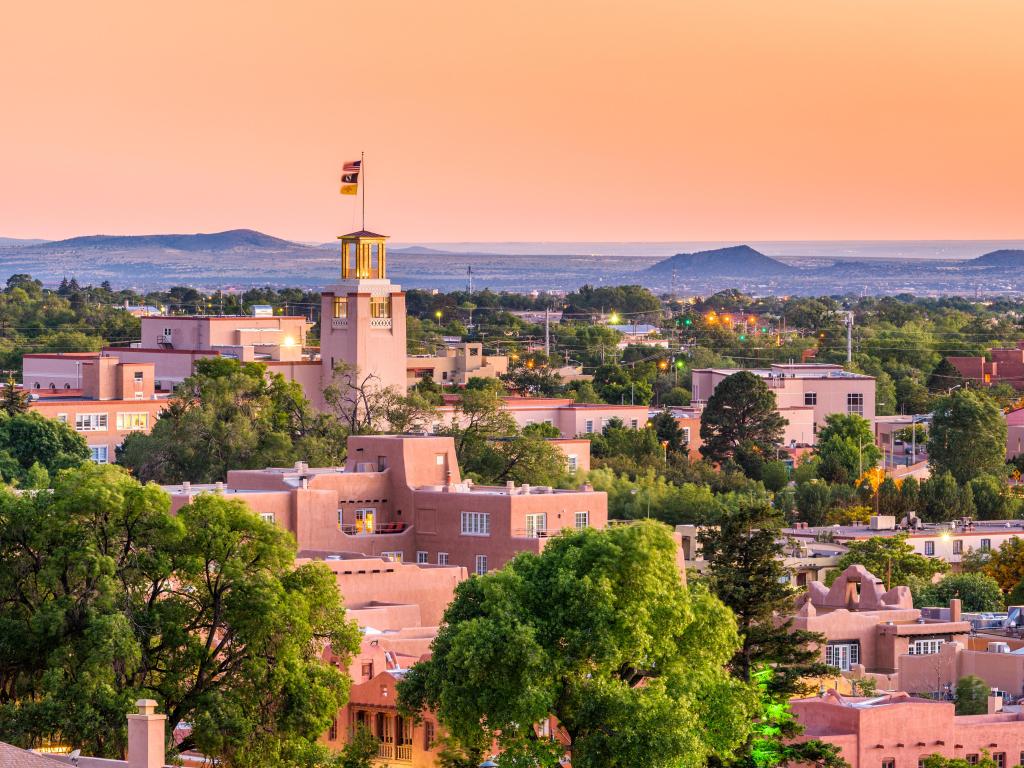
[435, 310, 443, 327]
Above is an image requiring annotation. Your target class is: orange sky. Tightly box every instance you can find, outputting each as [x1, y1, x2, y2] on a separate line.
[1, 0, 1022, 243]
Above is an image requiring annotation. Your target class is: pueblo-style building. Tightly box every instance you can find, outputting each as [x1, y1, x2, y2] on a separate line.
[164, 433, 608, 576]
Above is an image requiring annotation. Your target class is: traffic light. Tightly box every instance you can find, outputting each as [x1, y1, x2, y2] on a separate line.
[684, 318, 693, 326]
[739, 334, 746, 341]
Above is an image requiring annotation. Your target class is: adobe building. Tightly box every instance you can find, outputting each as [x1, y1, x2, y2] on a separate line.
[435, 395, 650, 439]
[949, 343, 1024, 391]
[164, 434, 608, 576]
[691, 363, 876, 446]
[792, 690, 1024, 768]
[792, 565, 970, 684]
[407, 342, 508, 388]
[23, 354, 170, 464]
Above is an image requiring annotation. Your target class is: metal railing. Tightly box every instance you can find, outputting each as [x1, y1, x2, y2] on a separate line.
[338, 522, 407, 536]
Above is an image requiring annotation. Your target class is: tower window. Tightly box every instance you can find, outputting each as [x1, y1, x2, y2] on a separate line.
[370, 296, 391, 319]
[333, 297, 348, 319]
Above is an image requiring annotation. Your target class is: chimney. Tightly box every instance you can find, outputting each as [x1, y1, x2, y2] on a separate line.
[127, 699, 166, 768]
[950, 598, 962, 623]
[214, 481, 224, 493]
[181, 481, 191, 493]
[300, 476, 309, 490]
[988, 690, 1004, 714]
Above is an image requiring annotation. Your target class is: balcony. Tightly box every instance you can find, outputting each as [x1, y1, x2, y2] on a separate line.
[376, 742, 412, 762]
[338, 521, 408, 536]
[514, 528, 550, 539]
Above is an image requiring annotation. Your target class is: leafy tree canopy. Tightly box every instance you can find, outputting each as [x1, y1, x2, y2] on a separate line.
[929, 389, 1007, 484]
[827, 534, 948, 589]
[700, 372, 787, 468]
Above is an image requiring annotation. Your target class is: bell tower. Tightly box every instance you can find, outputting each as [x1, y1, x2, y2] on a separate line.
[318, 229, 408, 406]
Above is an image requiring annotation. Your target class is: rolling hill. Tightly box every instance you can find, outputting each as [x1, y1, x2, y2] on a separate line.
[968, 249, 1024, 268]
[644, 245, 795, 278]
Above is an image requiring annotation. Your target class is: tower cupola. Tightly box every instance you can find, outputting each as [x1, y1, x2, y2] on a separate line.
[338, 230, 388, 280]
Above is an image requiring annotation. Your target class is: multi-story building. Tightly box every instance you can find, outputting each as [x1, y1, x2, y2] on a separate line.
[407, 342, 508, 388]
[691, 363, 876, 446]
[24, 354, 169, 464]
[163, 434, 608, 576]
[949, 342, 1024, 390]
[435, 396, 649, 440]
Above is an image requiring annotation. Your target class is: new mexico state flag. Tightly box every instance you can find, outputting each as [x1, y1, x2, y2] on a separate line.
[340, 184, 358, 195]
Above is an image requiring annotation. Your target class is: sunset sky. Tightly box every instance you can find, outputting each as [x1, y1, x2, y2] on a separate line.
[1, 1, 1022, 243]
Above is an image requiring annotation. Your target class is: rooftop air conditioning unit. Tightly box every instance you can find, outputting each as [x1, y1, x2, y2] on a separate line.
[988, 642, 1011, 654]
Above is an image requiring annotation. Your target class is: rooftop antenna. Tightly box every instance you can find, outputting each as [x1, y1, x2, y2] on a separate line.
[361, 151, 366, 231]
[467, 265, 473, 294]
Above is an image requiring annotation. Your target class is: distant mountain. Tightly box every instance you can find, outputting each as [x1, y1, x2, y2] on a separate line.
[645, 245, 794, 277]
[390, 245, 462, 255]
[29, 228, 298, 252]
[969, 249, 1024, 268]
[0, 236, 49, 247]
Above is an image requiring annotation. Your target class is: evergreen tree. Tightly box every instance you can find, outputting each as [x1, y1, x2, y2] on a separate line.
[700, 371, 787, 467]
[0, 376, 30, 416]
[698, 499, 832, 698]
[650, 409, 687, 455]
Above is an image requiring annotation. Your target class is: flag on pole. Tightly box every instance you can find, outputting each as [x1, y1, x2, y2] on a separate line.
[340, 160, 360, 195]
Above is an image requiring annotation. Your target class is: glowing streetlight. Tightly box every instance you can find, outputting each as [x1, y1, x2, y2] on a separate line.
[435, 310, 443, 327]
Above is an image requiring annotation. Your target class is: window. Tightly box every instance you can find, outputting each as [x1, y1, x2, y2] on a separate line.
[824, 641, 860, 671]
[585, 420, 594, 434]
[417, 551, 428, 564]
[805, 392, 818, 406]
[163, 327, 173, 337]
[994, 754, 1006, 768]
[967, 756, 979, 766]
[908, 638, 944, 655]
[437, 552, 449, 566]
[361, 661, 374, 679]
[567, 454, 578, 472]
[133, 371, 144, 383]
[630, 419, 639, 429]
[332, 297, 348, 319]
[370, 296, 391, 318]
[56, 413, 68, 423]
[461, 511, 490, 536]
[328, 716, 338, 741]
[953, 540, 963, 555]
[116, 412, 149, 431]
[847, 393, 864, 415]
[981, 539, 992, 552]
[89, 445, 109, 464]
[681, 427, 691, 443]
[425, 721, 436, 751]
[475, 554, 488, 575]
[882, 760, 895, 768]
[259, 512, 275, 525]
[575, 511, 590, 529]
[436, 453, 445, 465]
[353, 508, 376, 534]
[925, 541, 935, 556]
[525, 513, 547, 538]
[381, 551, 403, 563]
[75, 413, 108, 432]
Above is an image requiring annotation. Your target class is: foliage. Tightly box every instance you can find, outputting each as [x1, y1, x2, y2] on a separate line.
[794, 480, 832, 527]
[980, 537, 1024, 593]
[0, 411, 90, 486]
[929, 389, 1007, 484]
[698, 500, 833, 698]
[968, 474, 1017, 520]
[761, 461, 790, 493]
[815, 414, 882, 484]
[650, 409, 688, 455]
[589, 418, 664, 466]
[0, 377, 29, 416]
[0, 464, 361, 767]
[827, 534, 948, 589]
[920, 472, 975, 523]
[700, 372, 787, 468]
[397, 522, 755, 768]
[118, 358, 347, 482]
[955, 675, 990, 715]
[587, 467, 727, 525]
[914, 573, 1004, 612]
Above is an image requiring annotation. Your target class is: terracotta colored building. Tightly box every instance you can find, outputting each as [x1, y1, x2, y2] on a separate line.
[436, 396, 650, 439]
[691, 363, 876, 446]
[949, 343, 1024, 390]
[23, 354, 169, 464]
[164, 434, 607, 576]
[792, 690, 1024, 768]
[407, 342, 509, 388]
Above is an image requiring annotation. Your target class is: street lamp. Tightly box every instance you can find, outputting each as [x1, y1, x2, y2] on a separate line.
[435, 310, 443, 327]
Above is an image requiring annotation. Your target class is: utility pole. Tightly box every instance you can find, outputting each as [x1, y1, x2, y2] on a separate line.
[544, 307, 550, 358]
[845, 311, 853, 363]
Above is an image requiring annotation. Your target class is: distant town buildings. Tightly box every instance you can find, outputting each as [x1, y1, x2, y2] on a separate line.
[949, 342, 1024, 390]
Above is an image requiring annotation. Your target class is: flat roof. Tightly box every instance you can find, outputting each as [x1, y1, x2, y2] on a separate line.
[785, 520, 1024, 538]
[696, 367, 874, 380]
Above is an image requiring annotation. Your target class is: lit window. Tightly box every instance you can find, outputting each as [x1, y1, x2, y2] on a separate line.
[437, 552, 449, 566]
[259, 512, 275, 525]
[381, 551, 403, 563]
[805, 392, 817, 406]
[575, 511, 590, 529]
[333, 297, 348, 319]
[417, 551, 428, 564]
[89, 445, 109, 464]
[847, 393, 864, 415]
[461, 511, 490, 536]
[474, 554, 488, 575]
[116, 412, 149, 431]
[370, 296, 391, 319]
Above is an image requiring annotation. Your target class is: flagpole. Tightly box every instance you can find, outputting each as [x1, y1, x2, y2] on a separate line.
[361, 151, 366, 231]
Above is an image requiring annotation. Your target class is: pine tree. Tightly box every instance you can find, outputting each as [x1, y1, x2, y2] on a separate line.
[0, 376, 30, 416]
[699, 371, 787, 467]
[698, 498, 833, 698]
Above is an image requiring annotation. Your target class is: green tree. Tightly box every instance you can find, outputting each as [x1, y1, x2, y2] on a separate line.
[0, 376, 29, 416]
[761, 461, 790, 494]
[698, 500, 832, 698]
[929, 389, 1007, 484]
[795, 480, 832, 527]
[921, 472, 972, 523]
[815, 414, 882, 484]
[119, 358, 345, 482]
[828, 534, 947, 589]
[955, 675, 990, 715]
[914, 573, 1003, 612]
[650, 409, 687, 455]
[397, 522, 754, 768]
[968, 474, 1016, 520]
[981, 537, 1024, 593]
[0, 464, 361, 766]
[877, 477, 904, 517]
[700, 371, 787, 467]
[0, 411, 90, 485]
